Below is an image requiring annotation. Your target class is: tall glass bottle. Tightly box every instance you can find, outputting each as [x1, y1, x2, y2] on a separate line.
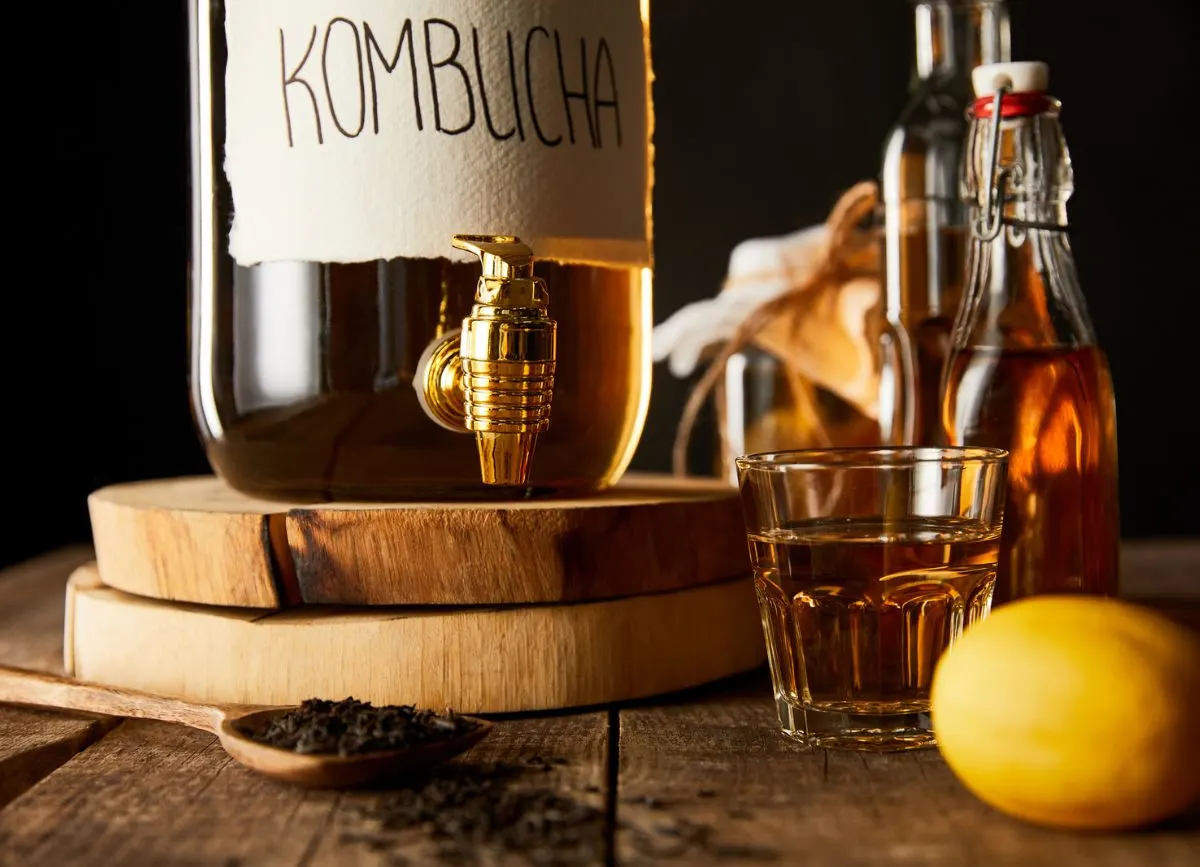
[942, 61, 1120, 604]
[881, 0, 1010, 445]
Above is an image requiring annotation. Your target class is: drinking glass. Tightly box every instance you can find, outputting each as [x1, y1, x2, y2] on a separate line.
[735, 447, 1008, 751]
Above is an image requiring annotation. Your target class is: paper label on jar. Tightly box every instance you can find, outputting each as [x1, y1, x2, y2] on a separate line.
[223, 0, 651, 267]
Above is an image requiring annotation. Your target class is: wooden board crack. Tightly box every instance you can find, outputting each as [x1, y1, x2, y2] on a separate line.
[87, 474, 749, 608]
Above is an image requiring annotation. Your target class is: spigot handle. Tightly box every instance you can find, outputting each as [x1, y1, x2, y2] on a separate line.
[414, 233, 556, 487]
[452, 234, 534, 280]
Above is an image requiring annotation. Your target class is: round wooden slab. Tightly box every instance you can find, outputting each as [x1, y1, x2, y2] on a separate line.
[64, 563, 766, 714]
[87, 474, 747, 609]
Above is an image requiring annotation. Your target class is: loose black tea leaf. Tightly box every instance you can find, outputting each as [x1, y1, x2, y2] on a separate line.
[335, 752, 774, 865]
[623, 794, 666, 809]
[344, 760, 607, 866]
[627, 816, 779, 863]
[247, 698, 480, 756]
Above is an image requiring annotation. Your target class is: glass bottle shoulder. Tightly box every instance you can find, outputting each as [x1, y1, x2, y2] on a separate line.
[882, 76, 973, 203]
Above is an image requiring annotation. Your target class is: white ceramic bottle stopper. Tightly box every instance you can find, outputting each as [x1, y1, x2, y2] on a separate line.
[972, 61, 1050, 98]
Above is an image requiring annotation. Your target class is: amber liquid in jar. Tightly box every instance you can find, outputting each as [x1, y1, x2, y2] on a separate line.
[189, 0, 654, 501]
[196, 258, 648, 501]
[730, 364, 884, 459]
[942, 344, 1120, 603]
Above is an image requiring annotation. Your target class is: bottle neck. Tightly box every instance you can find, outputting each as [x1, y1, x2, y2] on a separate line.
[912, 1, 1011, 83]
[882, 1, 1011, 322]
[955, 103, 1097, 350]
[964, 103, 1073, 231]
[954, 231, 1096, 350]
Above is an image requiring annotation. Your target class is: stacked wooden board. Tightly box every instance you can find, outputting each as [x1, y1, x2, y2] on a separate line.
[72, 475, 765, 713]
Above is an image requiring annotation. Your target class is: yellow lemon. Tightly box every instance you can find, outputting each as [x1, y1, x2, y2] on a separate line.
[931, 595, 1200, 831]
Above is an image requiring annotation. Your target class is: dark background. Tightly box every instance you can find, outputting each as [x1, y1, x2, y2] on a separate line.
[6, 1, 1197, 569]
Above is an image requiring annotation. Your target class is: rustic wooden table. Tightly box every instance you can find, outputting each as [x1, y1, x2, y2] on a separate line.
[1, 543, 1197, 866]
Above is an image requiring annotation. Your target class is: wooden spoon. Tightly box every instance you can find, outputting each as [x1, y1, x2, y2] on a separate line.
[0, 664, 492, 788]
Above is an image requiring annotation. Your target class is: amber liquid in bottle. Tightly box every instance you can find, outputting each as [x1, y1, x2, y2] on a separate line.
[198, 258, 648, 501]
[882, 0, 1010, 445]
[892, 221, 968, 444]
[945, 67, 1120, 604]
[942, 344, 1119, 604]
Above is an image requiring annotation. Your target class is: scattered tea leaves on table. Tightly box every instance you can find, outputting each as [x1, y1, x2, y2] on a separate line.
[339, 757, 778, 865]
[343, 760, 606, 866]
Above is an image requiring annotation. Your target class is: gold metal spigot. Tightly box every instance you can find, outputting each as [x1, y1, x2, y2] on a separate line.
[415, 235, 557, 486]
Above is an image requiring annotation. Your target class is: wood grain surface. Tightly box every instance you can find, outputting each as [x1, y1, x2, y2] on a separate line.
[66, 562, 766, 713]
[3, 540, 1199, 866]
[0, 547, 118, 809]
[88, 474, 748, 608]
[0, 664, 228, 734]
[88, 479, 299, 608]
[1121, 541, 1200, 632]
[0, 707, 115, 810]
[616, 678, 1200, 867]
[0, 713, 610, 867]
[0, 546, 94, 672]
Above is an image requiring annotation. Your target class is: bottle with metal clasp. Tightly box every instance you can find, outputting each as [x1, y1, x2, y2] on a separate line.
[942, 61, 1120, 604]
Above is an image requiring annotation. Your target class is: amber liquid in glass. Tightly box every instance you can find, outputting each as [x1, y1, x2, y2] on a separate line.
[199, 258, 648, 501]
[942, 345, 1120, 603]
[750, 516, 998, 714]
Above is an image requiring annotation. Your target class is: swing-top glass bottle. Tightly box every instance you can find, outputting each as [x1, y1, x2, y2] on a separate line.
[942, 61, 1120, 604]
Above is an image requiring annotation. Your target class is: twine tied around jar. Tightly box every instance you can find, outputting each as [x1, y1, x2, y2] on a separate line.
[671, 181, 883, 476]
